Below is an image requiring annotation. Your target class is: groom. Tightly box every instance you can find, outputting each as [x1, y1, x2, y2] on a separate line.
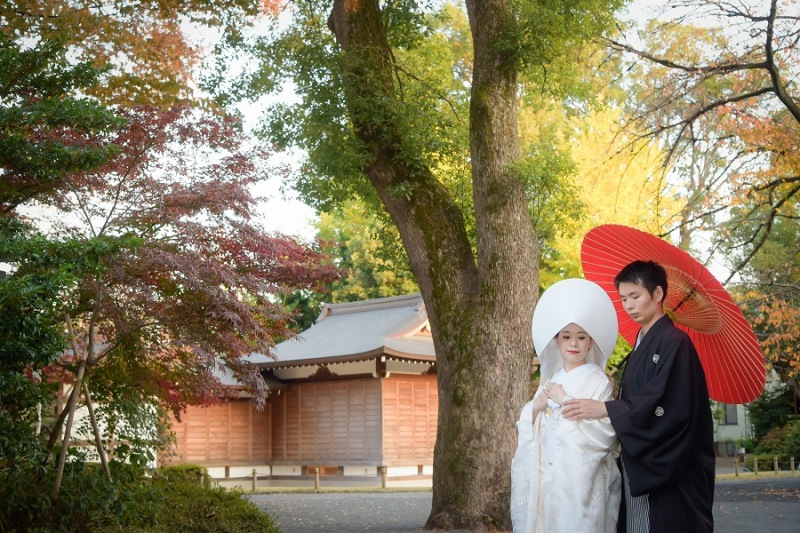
[561, 260, 715, 533]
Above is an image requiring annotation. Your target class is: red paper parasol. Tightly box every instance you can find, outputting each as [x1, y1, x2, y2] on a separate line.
[581, 224, 766, 404]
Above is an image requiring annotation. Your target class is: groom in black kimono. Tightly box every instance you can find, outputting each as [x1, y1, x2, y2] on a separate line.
[562, 260, 715, 533]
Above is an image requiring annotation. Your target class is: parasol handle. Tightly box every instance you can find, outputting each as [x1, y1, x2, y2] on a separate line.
[609, 350, 633, 377]
[671, 286, 698, 314]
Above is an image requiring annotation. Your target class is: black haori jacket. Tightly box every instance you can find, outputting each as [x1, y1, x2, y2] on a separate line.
[606, 315, 715, 533]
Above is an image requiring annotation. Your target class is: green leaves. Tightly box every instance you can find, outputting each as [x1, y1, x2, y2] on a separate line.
[511, 141, 583, 245]
[0, 35, 123, 212]
[314, 200, 418, 302]
[507, 0, 629, 96]
[0, 219, 134, 369]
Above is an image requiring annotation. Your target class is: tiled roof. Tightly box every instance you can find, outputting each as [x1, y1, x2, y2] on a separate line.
[250, 293, 435, 368]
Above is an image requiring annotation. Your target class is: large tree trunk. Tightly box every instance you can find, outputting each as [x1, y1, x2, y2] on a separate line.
[328, 0, 537, 530]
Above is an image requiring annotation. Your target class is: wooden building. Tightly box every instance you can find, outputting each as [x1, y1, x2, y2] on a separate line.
[165, 293, 438, 483]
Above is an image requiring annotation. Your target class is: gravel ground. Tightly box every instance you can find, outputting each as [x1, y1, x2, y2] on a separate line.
[249, 476, 800, 533]
[250, 491, 431, 533]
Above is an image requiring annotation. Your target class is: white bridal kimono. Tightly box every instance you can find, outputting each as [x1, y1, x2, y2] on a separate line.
[510, 363, 621, 533]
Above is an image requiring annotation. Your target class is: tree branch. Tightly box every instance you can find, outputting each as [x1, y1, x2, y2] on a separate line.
[725, 182, 800, 284]
[753, 175, 800, 192]
[661, 88, 773, 165]
[605, 37, 769, 75]
[763, 0, 800, 123]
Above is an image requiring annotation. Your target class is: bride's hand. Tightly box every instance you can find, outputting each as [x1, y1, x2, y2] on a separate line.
[533, 389, 549, 412]
[545, 383, 568, 405]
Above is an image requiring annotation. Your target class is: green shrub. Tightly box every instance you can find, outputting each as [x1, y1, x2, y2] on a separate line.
[743, 453, 794, 472]
[0, 461, 279, 532]
[0, 458, 154, 532]
[114, 480, 280, 533]
[783, 419, 800, 460]
[737, 437, 757, 453]
[756, 421, 794, 454]
[155, 463, 210, 487]
[744, 453, 775, 471]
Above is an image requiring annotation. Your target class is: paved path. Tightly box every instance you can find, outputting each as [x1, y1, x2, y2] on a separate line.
[249, 476, 800, 533]
[714, 476, 800, 532]
[251, 492, 430, 533]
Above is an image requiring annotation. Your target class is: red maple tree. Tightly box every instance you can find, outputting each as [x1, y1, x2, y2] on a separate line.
[40, 105, 339, 456]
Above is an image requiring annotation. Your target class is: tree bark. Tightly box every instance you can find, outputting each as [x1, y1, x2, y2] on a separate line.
[46, 386, 73, 451]
[328, 0, 537, 529]
[83, 382, 112, 481]
[53, 314, 88, 501]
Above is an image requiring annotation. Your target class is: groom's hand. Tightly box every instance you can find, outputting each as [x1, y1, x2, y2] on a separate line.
[562, 398, 608, 420]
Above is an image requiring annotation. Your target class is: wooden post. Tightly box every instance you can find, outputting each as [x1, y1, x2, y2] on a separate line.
[791, 457, 795, 474]
[314, 467, 320, 489]
[381, 466, 387, 489]
[754, 458, 759, 474]
[774, 456, 779, 473]
[734, 458, 739, 477]
[252, 468, 257, 492]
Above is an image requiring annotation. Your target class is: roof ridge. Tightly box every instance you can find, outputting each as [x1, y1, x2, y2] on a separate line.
[317, 292, 423, 320]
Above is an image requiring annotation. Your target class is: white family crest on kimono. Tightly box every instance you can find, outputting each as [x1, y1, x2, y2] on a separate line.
[511, 278, 622, 533]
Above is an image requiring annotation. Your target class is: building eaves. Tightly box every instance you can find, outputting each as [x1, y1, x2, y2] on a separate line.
[249, 293, 435, 368]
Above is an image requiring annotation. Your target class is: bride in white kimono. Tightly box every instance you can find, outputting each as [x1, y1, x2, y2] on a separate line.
[511, 278, 622, 533]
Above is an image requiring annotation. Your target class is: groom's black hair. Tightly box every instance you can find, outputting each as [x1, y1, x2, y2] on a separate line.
[613, 260, 668, 299]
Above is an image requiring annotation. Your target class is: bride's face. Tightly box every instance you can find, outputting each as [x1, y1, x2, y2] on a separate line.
[555, 323, 593, 371]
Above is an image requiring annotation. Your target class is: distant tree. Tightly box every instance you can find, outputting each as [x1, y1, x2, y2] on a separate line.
[1, 1, 282, 108]
[280, 199, 419, 333]
[518, 102, 678, 288]
[748, 385, 796, 441]
[281, 289, 328, 333]
[752, 297, 800, 392]
[613, 20, 739, 253]
[735, 214, 800, 403]
[607, 0, 800, 279]
[782, 419, 800, 460]
[315, 200, 419, 302]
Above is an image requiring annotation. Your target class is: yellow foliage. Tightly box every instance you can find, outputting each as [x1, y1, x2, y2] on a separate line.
[519, 103, 680, 287]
